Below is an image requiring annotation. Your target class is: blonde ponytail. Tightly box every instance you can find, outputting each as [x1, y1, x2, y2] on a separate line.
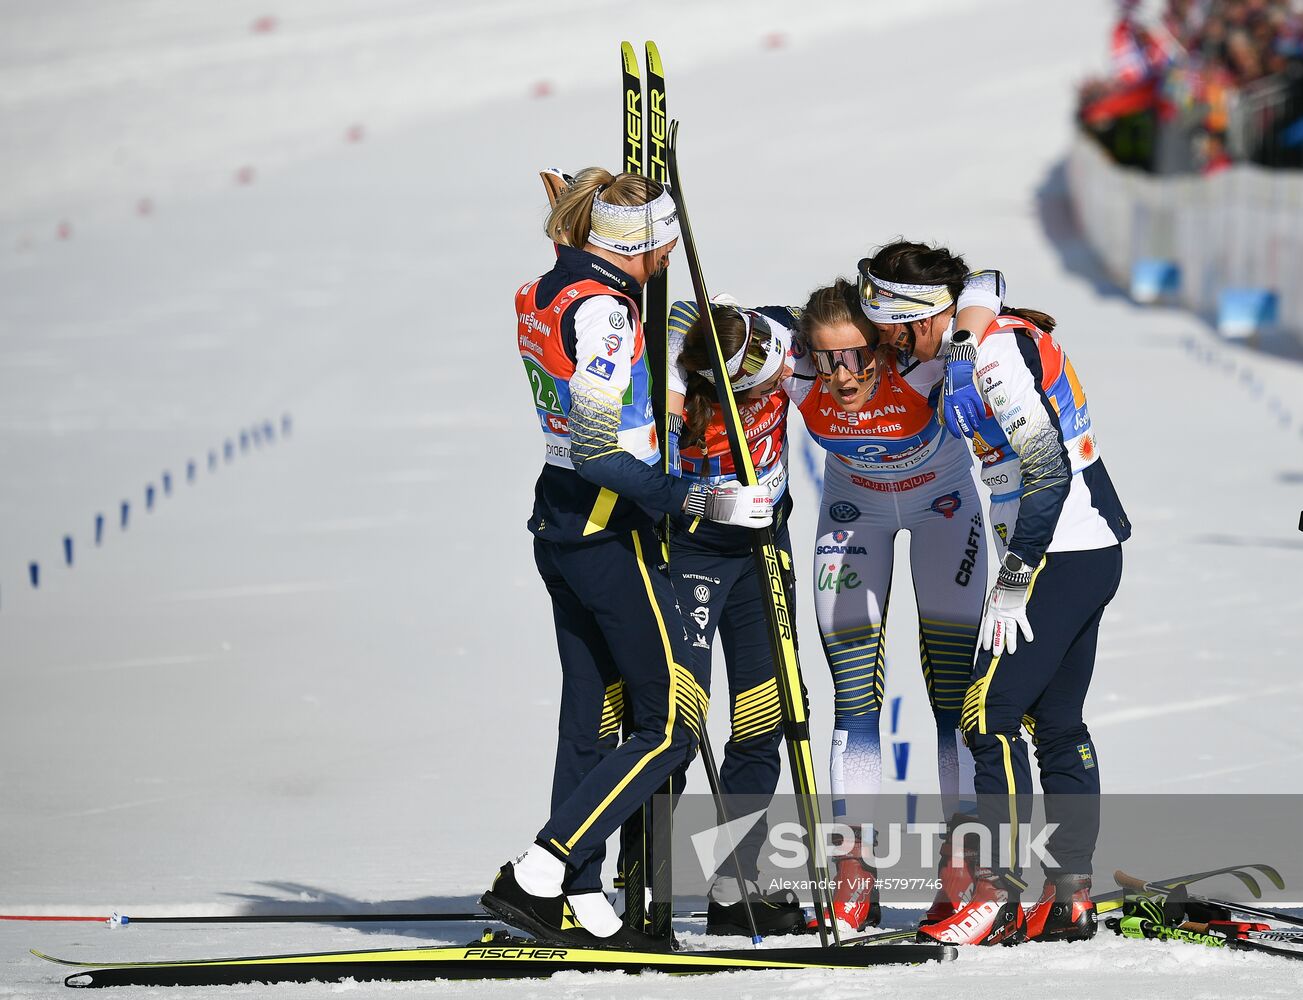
[545, 168, 663, 248]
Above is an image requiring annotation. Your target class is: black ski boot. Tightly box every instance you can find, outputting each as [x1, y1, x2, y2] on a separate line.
[480, 865, 673, 952]
[706, 888, 809, 937]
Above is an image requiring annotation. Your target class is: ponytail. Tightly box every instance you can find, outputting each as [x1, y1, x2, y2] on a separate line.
[1002, 306, 1057, 333]
[545, 168, 663, 248]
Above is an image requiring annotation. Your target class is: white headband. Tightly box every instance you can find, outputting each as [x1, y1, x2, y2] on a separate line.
[700, 312, 791, 393]
[588, 189, 681, 255]
[860, 273, 955, 323]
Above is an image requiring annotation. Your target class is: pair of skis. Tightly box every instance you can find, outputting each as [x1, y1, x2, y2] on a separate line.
[614, 39, 675, 945]
[1108, 866, 1303, 961]
[28, 862, 1286, 986]
[666, 121, 839, 947]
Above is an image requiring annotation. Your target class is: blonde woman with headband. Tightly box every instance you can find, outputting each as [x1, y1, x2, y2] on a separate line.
[482, 168, 772, 950]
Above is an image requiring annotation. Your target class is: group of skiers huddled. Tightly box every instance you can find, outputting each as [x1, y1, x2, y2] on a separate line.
[482, 167, 1129, 950]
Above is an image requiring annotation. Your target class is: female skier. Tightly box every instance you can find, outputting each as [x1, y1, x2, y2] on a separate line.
[665, 298, 807, 936]
[482, 168, 773, 949]
[860, 246, 1132, 947]
[788, 267, 1002, 934]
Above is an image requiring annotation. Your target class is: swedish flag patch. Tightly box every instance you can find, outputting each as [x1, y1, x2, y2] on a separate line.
[1077, 742, 1096, 769]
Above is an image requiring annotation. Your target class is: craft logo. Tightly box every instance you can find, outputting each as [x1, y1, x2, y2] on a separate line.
[829, 501, 860, 523]
[929, 492, 962, 519]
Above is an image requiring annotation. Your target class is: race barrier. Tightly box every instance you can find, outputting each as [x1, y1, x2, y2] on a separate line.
[1067, 130, 1303, 343]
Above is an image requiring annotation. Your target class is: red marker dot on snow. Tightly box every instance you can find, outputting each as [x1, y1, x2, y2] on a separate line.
[251, 16, 278, 34]
[235, 166, 256, 186]
[345, 124, 365, 143]
[137, 198, 154, 216]
[56, 221, 73, 240]
[531, 80, 554, 98]
[763, 32, 788, 49]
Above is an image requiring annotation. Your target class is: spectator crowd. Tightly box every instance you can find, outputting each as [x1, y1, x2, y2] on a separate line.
[1078, 0, 1303, 172]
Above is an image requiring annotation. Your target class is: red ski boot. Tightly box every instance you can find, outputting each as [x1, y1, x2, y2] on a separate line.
[1024, 874, 1097, 942]
[806, 837, 880, 934]
[917, 871, 1025, 946]
[920, 815, 979, 926]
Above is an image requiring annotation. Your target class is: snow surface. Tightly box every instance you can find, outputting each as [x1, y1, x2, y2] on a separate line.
[2, 0, 1302, 996]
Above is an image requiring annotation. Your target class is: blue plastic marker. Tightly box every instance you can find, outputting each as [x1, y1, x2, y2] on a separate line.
[63, 536, 73, 566]
[890, 696, 902, 735]
[29, 562, 39, 588]
[239, 431, 249, 453]
[224, 441, 234, 463]
[120, 501, 130, 529]
[162, 472, 172, 496]
[145, 485, 156, 511]
[893, 741, 910, 781]
[95, 513, 105, 545]
[187, 461, 196, 483]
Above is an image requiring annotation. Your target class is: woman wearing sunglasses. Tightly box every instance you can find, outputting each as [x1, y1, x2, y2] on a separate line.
[785, 270, 1003, 934]
[862, 244, 1129, 948]
[486, 168, 775, 950]
[664, 297, 807, 937]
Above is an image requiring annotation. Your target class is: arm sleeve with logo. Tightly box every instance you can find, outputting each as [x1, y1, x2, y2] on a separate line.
[666, 299, 700, 396]
[567, 295, 692, 514]
[976, 331, 1071, 566]
[956, 269, 1006, 315]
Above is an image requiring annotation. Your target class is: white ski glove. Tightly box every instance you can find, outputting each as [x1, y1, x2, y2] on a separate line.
[684, 481, 774, 528]
[980, 553, 1036, 656]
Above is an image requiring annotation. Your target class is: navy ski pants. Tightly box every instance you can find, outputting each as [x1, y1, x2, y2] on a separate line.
[668, 502, 794, 883]
[962, 545, 1123, 881]
[534, 524, 700, 890]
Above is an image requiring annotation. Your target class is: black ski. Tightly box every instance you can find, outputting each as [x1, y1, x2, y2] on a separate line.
[615, 39, 653, 939]
[666, 120, 838, 949]
[33, 935, 954, 988]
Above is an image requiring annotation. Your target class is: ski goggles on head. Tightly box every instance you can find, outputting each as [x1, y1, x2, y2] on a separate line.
[810, 344, 878, 384]
[698, 309, 790, 393]
[857, 257, 955, 324]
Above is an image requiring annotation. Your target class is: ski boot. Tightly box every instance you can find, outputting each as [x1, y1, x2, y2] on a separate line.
[806, 835, 880, 934]
[706, 882, 808, 937]
[1025, 873, 1097, 942]
[917, 869, 1025, 946]
[920, 813, 979, 927]
[480, 864, 673, 952]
